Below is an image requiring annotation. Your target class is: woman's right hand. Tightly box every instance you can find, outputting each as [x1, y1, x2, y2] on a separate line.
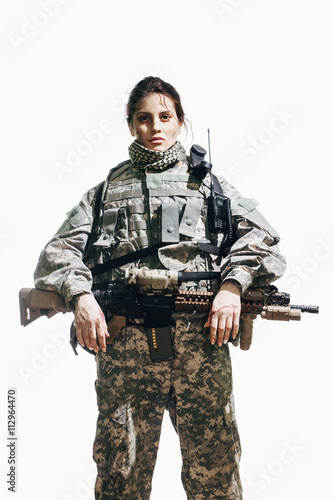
[74, 294, 109, 353]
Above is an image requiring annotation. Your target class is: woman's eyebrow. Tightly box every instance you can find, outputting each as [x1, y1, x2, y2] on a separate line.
[134, 110, 151, 116]
[134, 110, 173, 118]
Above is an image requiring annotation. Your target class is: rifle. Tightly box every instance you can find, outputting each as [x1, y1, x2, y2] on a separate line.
[19, 269, 319, 356]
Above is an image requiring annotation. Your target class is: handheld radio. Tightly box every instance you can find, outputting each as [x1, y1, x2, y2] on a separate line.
[190, 130, 235, 256]
[189, 142, 212, 181]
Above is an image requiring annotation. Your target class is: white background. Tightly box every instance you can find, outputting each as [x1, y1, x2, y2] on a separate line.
[0, 1, 332, 499]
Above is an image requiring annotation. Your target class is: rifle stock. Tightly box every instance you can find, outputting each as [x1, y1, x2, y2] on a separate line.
[19, 288, 70, 326]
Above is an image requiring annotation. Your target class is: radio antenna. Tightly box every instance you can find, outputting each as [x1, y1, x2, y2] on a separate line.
[207, 128, 212, 164]
[207, 128, 213, 195]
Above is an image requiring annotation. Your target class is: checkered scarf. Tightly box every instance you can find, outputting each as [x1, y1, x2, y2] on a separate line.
[128, 140, 184, 170]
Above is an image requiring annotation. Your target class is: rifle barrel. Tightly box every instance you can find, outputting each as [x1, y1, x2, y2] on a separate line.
[290, 304, 319, 314]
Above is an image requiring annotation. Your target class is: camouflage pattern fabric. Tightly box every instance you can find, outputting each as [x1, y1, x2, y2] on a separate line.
[94, 312, 242, 499]
[33, 144, 286, 499]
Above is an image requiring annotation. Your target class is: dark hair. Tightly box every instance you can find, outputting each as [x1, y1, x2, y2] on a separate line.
[126, 76, 185, 127]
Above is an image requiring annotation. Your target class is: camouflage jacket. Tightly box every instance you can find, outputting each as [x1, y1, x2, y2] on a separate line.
[34, 153, 286, 308]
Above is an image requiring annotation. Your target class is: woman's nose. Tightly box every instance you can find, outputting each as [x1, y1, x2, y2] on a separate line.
[151, 118, 162, 132]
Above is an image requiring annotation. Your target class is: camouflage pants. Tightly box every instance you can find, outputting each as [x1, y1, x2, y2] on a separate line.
[93, 312, 242, 500]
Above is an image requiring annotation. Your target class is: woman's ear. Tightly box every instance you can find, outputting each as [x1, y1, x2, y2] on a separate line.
[178, 118, 184, 134]
[129, 122, 135, 137]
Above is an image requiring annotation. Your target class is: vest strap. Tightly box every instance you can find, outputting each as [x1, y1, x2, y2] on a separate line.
[91, 243, 170, 276]
[161, 202, 180, 243]
[106, 189, 145, 201]
[149, 187, 202, 198]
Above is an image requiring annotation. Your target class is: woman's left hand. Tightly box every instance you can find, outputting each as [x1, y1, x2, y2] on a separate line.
[204, 281, 241, 346]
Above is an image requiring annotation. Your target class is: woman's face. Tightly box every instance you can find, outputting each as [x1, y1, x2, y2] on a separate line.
[129, 92, 182, 151]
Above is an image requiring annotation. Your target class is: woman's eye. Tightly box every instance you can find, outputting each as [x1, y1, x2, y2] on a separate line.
[137, 114, 171, 122]
[139, 116, 149, 122]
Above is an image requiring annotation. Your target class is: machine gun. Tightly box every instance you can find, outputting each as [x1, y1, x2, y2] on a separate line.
[19, 269, 319, 356]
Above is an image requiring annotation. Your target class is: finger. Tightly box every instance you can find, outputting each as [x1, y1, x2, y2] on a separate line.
[89, 328, 99, 353]
[217, 316, 226, 347]
[75, 321, 84, 347]
[210, 314, 218, 345]
[82, 326, 94, 351]
[232, 311, 240, 339]
[95, 310, 107, 352]
[204, 310, 212, 328]
[96, 320, 108, 353]
[97, 332, 107, 352]
[222, 314, 233, 344]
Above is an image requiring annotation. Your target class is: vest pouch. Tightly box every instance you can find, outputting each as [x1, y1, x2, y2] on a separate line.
[158, 241, 198, 271]
[160, 202, 180, 243]
[94, 207, 129, 248]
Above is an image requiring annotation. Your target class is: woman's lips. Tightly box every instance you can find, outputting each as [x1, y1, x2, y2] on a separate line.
[149, 137, 164, 143]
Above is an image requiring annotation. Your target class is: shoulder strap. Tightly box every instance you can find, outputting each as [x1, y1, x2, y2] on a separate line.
[91, 243, 170, 276]
[211, 173, 224, 195]
[107, 159, 131, 183]
[209, 173, 236, 258]
[82, 182, 105, 261]
[83, 160, 131, 261]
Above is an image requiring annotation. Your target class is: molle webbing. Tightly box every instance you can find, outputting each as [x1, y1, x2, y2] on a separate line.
[105, 187, 202, 202]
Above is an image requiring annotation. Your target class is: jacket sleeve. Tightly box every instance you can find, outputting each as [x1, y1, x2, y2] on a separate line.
[217, 177, 287, 293]
[33, 183, 102, 308]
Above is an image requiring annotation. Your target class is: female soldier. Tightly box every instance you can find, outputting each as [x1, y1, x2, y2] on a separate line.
[34, 76, 286, 499]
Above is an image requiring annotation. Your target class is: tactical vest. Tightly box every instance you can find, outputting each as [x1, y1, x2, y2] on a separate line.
[85, 157, 224, 285]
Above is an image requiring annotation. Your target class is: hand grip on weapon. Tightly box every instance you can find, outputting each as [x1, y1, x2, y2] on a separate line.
[204, 281, 241, 347]
[74, 293, 109, 353]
